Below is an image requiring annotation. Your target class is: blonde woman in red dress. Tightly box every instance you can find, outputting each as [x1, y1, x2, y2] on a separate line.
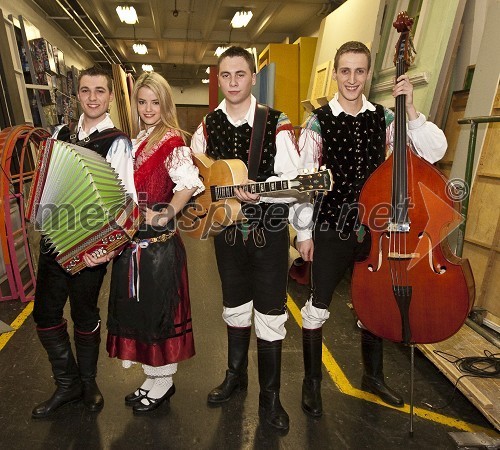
[106, 72, 204, 413]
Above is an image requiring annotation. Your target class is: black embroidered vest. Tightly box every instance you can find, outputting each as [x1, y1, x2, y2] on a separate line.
[204, 108, 281, 182]
[56, 124, 127, 158]
[315, 104, 386, 231]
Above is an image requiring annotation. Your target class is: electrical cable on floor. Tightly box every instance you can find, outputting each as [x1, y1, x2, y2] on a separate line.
[421, 350, 500, 410]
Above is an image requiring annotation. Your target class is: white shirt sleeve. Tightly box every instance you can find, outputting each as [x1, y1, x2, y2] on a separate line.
[290, 122, 323, 241]
[105, 136, 137, 203]
[386, 112, 448, 163]
[190, 123, 207, 154]
[407, 112, 447, 163]
[166, 146, 205, 196]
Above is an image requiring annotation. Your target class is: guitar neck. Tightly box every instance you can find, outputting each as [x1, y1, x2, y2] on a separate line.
[211, 180, 291, 201]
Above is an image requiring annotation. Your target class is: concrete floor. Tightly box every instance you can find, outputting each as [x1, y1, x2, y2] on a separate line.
[0, 235, 497, 449]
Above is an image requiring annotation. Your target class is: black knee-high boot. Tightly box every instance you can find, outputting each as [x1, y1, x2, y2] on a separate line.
[207, 326, 251, 404]
[302, 327, 323, 417]
[32, 320, 83, 418]
[74, 324, 104, 411]
[257, 338, 289, 431]
[361, 329, 404, 407]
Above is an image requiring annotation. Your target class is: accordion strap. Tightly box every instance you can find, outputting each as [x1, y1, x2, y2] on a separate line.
[58, 124, 127, 147]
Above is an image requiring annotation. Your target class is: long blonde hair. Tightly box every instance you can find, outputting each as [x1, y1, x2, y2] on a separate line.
[130, 72, 188, 153]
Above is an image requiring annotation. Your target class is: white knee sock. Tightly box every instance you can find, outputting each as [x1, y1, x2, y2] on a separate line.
[139, 377, 155, 393]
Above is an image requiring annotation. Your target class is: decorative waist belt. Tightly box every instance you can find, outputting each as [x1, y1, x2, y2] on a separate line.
[132, 230, 176, 246]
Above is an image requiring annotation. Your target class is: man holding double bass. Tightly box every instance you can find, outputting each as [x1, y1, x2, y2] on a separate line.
[296, 41, 448, 418]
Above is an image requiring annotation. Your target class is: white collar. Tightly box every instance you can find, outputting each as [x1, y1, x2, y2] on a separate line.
[216, 95, 257, 126]
[77, 113, 114, 137]
[328, 93, 376, 117]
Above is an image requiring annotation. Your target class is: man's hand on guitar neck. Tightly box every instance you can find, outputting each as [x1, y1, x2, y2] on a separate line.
[234, 180, 261, 203]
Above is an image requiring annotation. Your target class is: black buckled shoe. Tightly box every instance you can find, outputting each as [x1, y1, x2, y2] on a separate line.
[132, 385, 176, 414]
[125, 388, 149, 406]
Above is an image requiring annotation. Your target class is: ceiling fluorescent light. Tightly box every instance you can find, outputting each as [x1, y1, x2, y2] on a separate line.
[231, 11, 253, 28]
[205, 67, 210, 74]
[142, 64, 153, 72]
[133, 43, 148, 54]
[116, 6, 138, 24]
[214, 46, 228, 57]
[202, 79, 210, 84]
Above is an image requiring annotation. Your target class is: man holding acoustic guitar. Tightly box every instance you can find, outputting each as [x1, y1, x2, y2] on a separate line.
[190, 46, 303, 432]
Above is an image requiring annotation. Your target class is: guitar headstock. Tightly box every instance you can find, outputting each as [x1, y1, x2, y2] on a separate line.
[393, 11, 415, 71]
[292, 169, 334, 193]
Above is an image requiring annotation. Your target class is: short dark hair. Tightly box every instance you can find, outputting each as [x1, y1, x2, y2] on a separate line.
[334, 41, 371, 72]
[78, 66, 113, 92]
[218, 46, 256, 74]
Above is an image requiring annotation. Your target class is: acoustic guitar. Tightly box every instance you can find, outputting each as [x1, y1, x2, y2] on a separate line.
[178, 153, 333, 239]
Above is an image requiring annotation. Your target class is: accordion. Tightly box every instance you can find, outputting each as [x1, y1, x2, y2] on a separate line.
[26, 138, 142, 275]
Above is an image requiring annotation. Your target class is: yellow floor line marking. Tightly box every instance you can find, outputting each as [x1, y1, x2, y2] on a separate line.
[0, 301, 33, 351]
[287, 294, 493, 433]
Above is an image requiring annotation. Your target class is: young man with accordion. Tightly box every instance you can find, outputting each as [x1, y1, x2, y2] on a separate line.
[31, 66, 136, 418]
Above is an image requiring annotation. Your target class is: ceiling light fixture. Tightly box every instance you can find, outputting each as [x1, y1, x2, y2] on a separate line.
[205, 67, 210, 74]
[133, 43, 148, 54]
[202, 79, 210, 84]
[116, 6, 138, 24]
[231, 10, 253, 28]
[142, 64, 154, 72]
[214, 46, 228, 57]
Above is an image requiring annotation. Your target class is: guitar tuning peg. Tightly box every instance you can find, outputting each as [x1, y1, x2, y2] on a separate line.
[320, 165, 326, 171]
[302, 169, 309, 174]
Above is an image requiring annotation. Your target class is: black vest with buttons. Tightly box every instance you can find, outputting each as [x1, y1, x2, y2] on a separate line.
[314, 103, 386, 232]
[204, 108, 281, 182]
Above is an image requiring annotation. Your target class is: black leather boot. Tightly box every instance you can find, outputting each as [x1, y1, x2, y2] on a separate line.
[361, 329, 404, 407]
[302, 327, 323, 417]
[32, 321, 83, 418]
[257, 338, 289, 432]
[74, 324, 104, 412]
[207, 326, 251, 404]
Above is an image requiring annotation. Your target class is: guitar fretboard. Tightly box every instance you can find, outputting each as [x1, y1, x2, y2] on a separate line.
[211, 180, 290, 201]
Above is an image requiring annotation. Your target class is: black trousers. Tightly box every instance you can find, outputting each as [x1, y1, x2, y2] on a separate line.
[214, 225, 289, 315]
[33, 240, 107, 331]
[311, 226, 370, 310]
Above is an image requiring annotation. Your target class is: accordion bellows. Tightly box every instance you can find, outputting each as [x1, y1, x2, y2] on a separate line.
[26, 138, 142, 275]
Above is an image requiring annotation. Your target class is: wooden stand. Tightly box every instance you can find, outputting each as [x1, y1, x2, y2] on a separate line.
[418, 324, 500, 431]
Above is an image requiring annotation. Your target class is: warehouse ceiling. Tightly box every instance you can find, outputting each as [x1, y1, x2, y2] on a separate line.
[30, 0, 347, 86]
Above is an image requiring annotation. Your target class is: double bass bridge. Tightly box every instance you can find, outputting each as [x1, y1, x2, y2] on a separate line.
[388, 251, 420, 259]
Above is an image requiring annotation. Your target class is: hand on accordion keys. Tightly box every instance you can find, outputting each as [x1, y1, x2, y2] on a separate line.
[83, 250, 117, 268]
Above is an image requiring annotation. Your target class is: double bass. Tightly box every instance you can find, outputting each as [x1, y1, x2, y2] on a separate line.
[351, 12, 475, 345]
